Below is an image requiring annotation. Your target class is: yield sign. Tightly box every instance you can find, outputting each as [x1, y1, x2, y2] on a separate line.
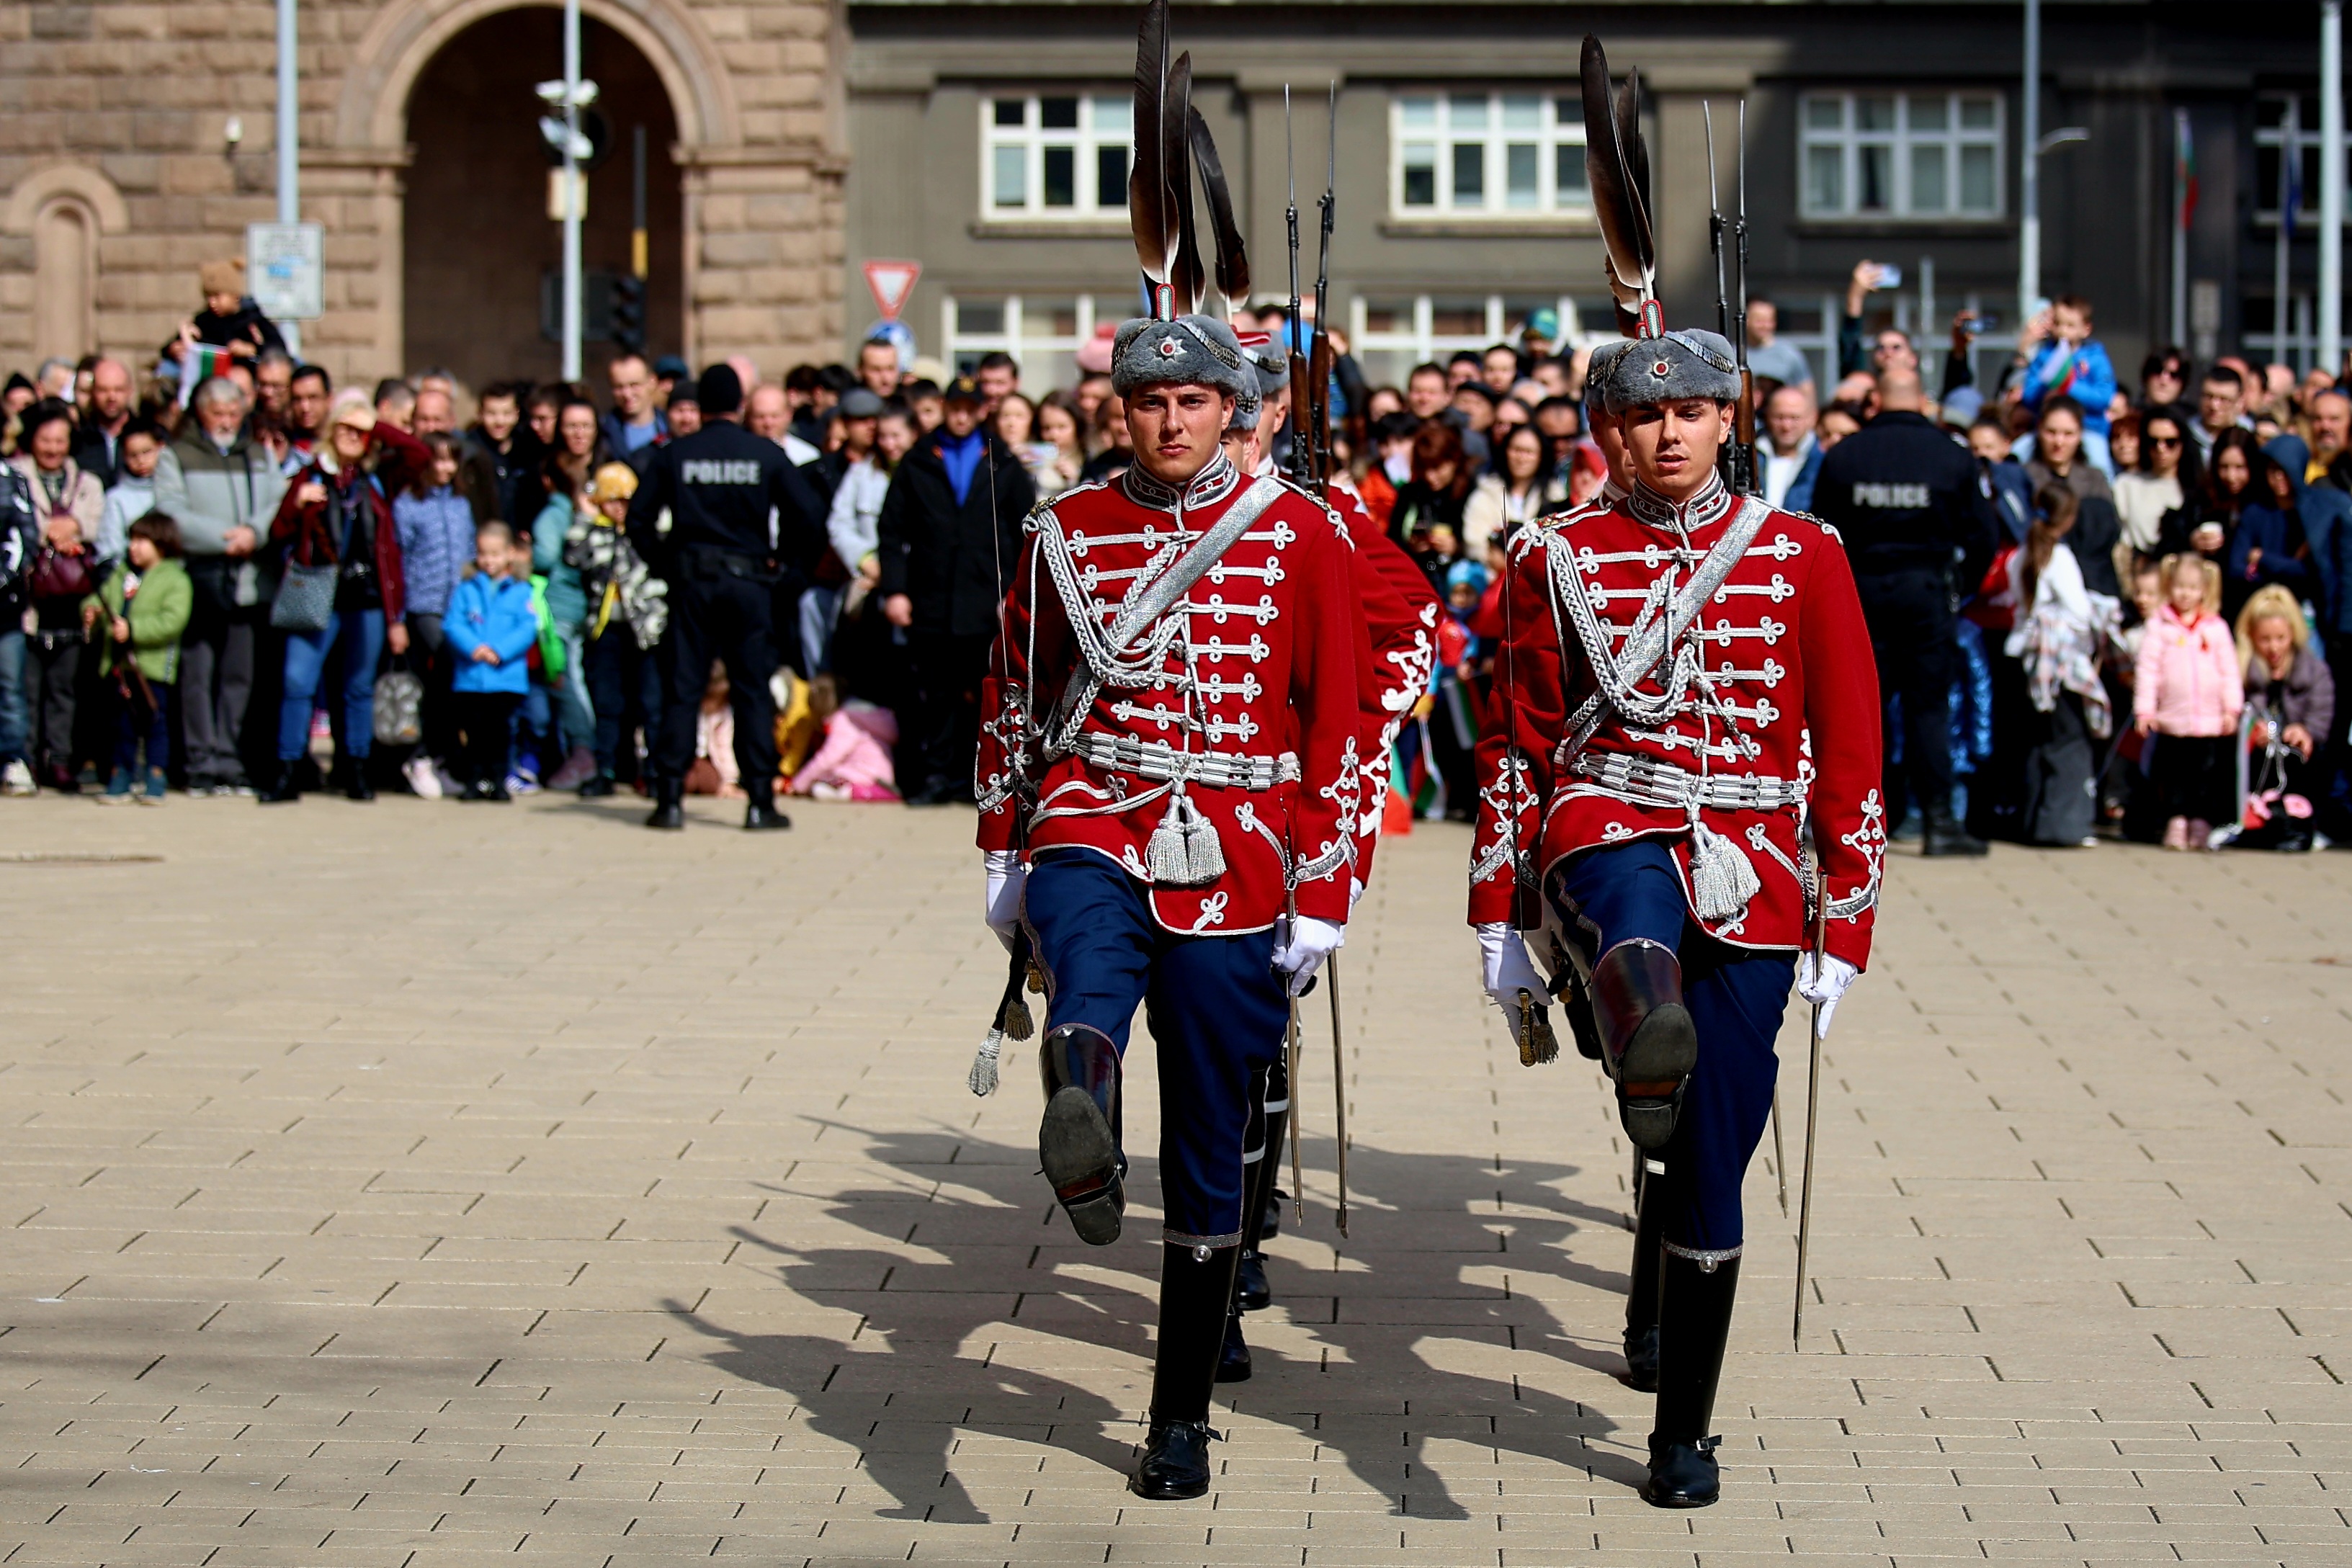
[862, 259, 921, 322]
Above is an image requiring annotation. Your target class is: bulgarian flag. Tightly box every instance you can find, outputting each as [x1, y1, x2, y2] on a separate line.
[176, 342, 234, 407]
[2175, 108, 2198, 235]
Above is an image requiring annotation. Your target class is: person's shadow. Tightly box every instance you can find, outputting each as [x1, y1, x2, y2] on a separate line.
[661, 1116, 1655, 1523]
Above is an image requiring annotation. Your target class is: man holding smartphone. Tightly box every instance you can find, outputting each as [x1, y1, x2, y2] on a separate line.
[1838, 261, 1920, 380]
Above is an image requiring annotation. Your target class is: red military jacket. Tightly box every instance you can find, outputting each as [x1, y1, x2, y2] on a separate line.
[1467, 473, 1884, 968]
[977, 454, 1361, 933]
[1325, 476, 1438, 890]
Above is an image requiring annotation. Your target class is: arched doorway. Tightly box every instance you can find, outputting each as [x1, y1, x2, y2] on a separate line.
[401, 6, 682, 387]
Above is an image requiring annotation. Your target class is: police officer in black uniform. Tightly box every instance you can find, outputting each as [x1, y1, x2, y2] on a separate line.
[1810, 365, 2000, 857]
[626, 364, 828, 831]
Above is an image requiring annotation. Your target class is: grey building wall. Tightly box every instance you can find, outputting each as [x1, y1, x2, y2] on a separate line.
[844, 1, 2349, 396]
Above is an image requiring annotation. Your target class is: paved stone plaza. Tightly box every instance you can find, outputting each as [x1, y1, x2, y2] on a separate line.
[0, 794, 2346, 1566]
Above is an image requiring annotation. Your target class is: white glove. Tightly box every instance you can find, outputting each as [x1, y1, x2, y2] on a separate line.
[1796, 951, 1859, 1036]
[1272, 916, 1345, 997]
[1477, 922, 1548, 1014]
[983, 849, 1026, 951]
[1349, 875, 1366, 910]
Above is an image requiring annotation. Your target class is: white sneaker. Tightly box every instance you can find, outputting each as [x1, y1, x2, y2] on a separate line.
[403, 755, 444, 799]
[1, 760, 32, 797]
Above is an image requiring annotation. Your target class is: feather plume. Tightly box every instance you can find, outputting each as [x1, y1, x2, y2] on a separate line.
[1187, 105, 1251, 308]
[1166, 52, 1205, 315]
[1128, 0, 1176, 307]
[1580, 35, 1657, 337]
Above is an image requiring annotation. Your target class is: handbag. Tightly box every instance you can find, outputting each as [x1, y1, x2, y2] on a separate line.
[271, 559, 336, 632]
[29, 545, 99, 601]
[272, 477, 344, 632]
[373, 659, 424, 747]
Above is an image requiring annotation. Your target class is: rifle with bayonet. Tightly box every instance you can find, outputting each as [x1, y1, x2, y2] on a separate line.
[1284, 88, 1313, 485]
[1306, 81, 1336, 487]
[1732, 98, 1758, 497]
[1704, 102, 1757, 496]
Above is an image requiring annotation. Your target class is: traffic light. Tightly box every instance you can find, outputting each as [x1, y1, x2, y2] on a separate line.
[611, 274, 645, 354]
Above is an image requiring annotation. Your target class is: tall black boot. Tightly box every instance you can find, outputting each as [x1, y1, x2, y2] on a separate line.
[1037, 1023, 1124, 1245]
[1233, 1063, 1289, 1314]
[254, 761, 300, 805]
[1593, 939, 1697, 1150]
[1134, 1241, 1242, 1500]
[1622, 1152, 1665, 1392]
[1922, 797, 1990, 857]
[1642, 1245, 1742, 1508]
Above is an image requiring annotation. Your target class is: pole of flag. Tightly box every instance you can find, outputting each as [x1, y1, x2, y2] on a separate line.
[2279, 97, 2299, 371]
[2173, 109, 2194, 351]
[2324, 1, 2345, 377]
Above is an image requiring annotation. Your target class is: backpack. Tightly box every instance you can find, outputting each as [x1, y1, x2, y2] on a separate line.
[526, 573, 567, 678]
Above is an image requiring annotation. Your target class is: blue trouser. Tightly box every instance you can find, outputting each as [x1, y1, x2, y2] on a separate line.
[278, 609, 385, 763]
[1550, 839, 1797, 1255]
[114, 676, 172, 778]
[1023, 849, 1289, 1247]
[0, 626, 24, 764]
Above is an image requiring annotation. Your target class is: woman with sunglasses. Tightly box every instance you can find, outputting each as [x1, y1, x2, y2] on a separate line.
[2116, 408, 2196, 575]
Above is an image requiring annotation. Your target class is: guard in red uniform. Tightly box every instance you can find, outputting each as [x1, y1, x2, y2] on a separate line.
[1469, 326, 1883, 1508]
[1212, 334, 1436, 1370]
[975, 309, 1361, 1499]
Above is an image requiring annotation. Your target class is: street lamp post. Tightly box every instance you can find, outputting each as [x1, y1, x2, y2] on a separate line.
[2018, 0, 2040, 328]
[275, 0, 298, 225]
[561, 0, 583, 382]
[2324, 0, 2344, 377]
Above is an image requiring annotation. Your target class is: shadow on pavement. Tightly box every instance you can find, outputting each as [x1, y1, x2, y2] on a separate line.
[663, 1121, 1645, 1521]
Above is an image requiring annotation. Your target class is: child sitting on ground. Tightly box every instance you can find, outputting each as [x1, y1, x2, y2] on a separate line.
[2134, 553, 2241, 850]
[85, 512, 192, 805]
[444, 521, 540, 802]
[786, 673, 900, 801]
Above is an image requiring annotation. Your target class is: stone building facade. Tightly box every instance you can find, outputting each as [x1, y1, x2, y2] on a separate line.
[0, 0, 844, 391]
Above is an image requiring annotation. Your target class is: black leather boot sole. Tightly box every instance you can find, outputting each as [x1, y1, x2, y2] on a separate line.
[1039, 1086, 1124, 1245]
[1215, 1311, 1251, 1383]
[645, 801, 685, 830]
[1131, 1417, 1214, 1499]
[1615, 1002, 1696, 1150]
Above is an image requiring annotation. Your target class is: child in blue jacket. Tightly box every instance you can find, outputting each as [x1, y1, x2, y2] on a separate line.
[443, 521, 540, 801]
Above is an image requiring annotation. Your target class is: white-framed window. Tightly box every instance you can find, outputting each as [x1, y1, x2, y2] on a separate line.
[1800, 91, 2003, 219]
[2254, 93, 2352, 228]
[942, 292, 1133, 390]
[1390, 91, 1588, 218]
[1347, 294, 1593, 390]
[982, 93, 1132, 218]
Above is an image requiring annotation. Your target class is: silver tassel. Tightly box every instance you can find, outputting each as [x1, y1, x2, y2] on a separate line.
[1146, 792, 1196, 883]
[1688, 818, 1761, 923]
[967, 1029, 1004, 1097]
[1146, 787, 1225, 887]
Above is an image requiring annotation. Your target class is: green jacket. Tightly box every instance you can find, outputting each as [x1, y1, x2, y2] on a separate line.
[86, 557, 192, 685]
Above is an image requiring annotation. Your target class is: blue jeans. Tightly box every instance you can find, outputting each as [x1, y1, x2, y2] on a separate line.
[0, 627, 24, 764]
[1550, 839, 1798, 1255]
[553, 622, 594, 753]
[278, 609, 385, 763]
[1023, 849, 1288, 1247]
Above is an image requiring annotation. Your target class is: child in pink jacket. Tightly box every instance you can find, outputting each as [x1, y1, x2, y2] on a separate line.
[788, 696, 900, 802]
[2134, 554, 2242, 848]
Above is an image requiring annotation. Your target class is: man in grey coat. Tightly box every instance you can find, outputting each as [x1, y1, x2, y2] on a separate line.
[155, 377, 287, 792]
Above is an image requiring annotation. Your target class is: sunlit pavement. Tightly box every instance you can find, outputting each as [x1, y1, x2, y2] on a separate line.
[0, 793, 2346, 1565]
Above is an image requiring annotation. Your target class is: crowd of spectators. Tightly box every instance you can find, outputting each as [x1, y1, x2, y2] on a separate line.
[0, 254, 2342, 853]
